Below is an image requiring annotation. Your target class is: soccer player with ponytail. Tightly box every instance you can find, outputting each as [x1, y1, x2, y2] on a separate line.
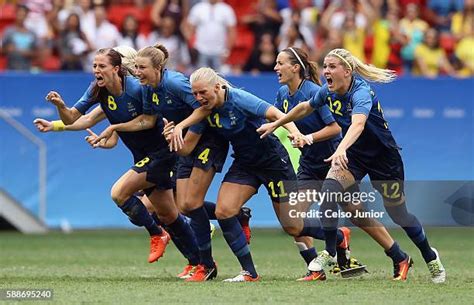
[259, 48, 446, 283]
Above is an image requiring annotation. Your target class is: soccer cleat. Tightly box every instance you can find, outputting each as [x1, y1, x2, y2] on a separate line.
[239, 207, 252, 244]
[337, 226, 351, 249]
[185, 264, 217, 282]
[308, 250, 337, 272]
[296, 270, 327, 281]
[210, 222, 216, 239]
[148, 230, 171, 263]
[331, 257, 368, 277]
[393, 256, 413, 281]
[336, 227, 351, 268]
[427, 248, 446, 284]
[177, 264, 198, 279]
[222, 270, 260, 282]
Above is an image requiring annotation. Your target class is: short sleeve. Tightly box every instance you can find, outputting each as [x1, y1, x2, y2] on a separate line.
[308, 85, 326, 109]
[167, 75, 200, 109]
[352, 88, 372, 116]
[142, 86, 157, 115]
[232, 89, 270, 118]
[73, 83, 97, 114]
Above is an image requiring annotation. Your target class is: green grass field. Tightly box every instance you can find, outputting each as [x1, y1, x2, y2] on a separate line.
[1, 227, 472, 304]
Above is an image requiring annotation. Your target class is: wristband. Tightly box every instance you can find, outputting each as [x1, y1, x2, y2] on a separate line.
[52, 120, 66, 131]
[304, 134, 314, 145]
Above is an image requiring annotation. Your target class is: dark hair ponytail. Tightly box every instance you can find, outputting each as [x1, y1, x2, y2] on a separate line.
[283, 47, 322, 86]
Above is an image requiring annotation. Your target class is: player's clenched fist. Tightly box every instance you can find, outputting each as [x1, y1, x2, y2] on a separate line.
[45, 91, 66, 107]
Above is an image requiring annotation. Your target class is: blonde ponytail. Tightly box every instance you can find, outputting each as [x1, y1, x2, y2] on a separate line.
[327, 48, 397, 83]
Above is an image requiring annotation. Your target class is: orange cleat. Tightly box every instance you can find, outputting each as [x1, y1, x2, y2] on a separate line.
[337, 227, 351, 249]
[239, 207, 252, 244]
[177, 264, 198, 279]
[148, 230, 171, 263]
[296, 270, 327, 282]
[185, 264, 218, 282]
[393, 256, 413, 281]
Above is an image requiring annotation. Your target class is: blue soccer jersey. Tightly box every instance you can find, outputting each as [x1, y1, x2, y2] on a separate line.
[73, 75, 167, 161]
[142, 69, 200, 123]
[191, 87, 287, 168]
[275, 80, 340, 170]
[309, 76, 399, 157]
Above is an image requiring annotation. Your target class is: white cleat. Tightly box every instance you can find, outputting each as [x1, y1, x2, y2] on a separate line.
[427, 247, 446, 284]
[308, 250, 337, 272]
[222, 270, 260, 282]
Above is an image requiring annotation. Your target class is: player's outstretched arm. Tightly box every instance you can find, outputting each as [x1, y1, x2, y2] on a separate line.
[45, 91, 82, 124]
[162, 118, 201, 155]
[86, 128, 118, 149]
[92, 114, 157, 145]
[324, 114, 367, 169]
[170, 107, 212, 151]
[33, 106, 106, 133]
[307, 122, 342, 144]
[257, 102, 313, 139]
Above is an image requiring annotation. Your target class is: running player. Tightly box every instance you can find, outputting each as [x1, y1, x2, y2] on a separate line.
[273, 47, 363, 281]
[35, 47, 199, 267]
[163, 67, 352, 282]
[258, 48, 446, 283]
[89, 44, 251, 282]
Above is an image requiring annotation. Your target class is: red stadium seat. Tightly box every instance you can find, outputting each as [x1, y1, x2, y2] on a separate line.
[227, 26, 254, 66]
[0, 4, 16, 35]
[0, 55, 7, 71]
[107, 4, 152, 34]
[42, 55, 61, 71]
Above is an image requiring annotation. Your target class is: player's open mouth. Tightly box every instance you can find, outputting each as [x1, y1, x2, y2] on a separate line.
[326, 77, 333, 86]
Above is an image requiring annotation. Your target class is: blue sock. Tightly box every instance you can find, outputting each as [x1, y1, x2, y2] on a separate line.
[218, 217, 257, 278]
[203, 201, 217, 220]
[386, 204, 436, 263]
[336, 229, 344, 247]
[166, 214, 200, 265]
[300, 248, 317, 265]
[188, 206, 215, 268]
[319, 179, 343, 257]
[299, 217, 326, 240]
[323, 229, 338, 257]
[385, 241, 408, 264]
[119, 196, 162, 236]
[152, 213, 199, 265]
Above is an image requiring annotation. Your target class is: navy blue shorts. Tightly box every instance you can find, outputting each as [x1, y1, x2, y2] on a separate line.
[223, 155, 297, 203]
[176, 133, 229, 179]
[347, 147, 405, 203]
[132, 148, 177, 190]
[297, 162, 330, 191]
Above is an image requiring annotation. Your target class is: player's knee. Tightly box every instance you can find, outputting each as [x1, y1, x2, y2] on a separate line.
[215, 207, 237, 220]
[282, 225, 301, 237]
[181, 198, 203, 214]
[110, 185, 129, 205]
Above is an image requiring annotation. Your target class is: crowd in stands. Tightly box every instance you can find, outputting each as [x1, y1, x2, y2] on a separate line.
[1, 0, 472, 77]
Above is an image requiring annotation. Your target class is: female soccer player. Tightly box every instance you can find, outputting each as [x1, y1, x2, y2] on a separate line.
[273, 47, 363, 281]
[89, 44, 251, 282]
[36, 47, 199, 267]
[258, 48, 446, 283]
[163, 67, 350, 282]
